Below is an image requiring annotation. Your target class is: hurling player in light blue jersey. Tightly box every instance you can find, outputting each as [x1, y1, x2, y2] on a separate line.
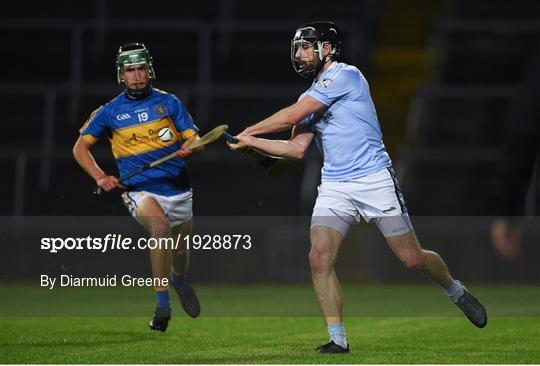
[73, 43, 200, 332]
[230, 22, 487, 353]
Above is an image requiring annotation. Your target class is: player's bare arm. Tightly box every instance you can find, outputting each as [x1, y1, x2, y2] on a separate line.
[242, 95, 326, 136]
[232, 123, 314, 159]
[72, 136, 126, 192]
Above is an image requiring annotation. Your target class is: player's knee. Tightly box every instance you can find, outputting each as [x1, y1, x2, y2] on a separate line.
[309, 248, 333, 273]
[148, 216, 172, 238]
[402, 251, 426, 270]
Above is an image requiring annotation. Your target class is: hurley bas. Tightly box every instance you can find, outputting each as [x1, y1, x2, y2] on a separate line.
[40, 274, 169, 290]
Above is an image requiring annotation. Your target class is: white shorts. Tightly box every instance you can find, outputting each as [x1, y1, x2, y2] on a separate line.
[122, 190, 193, 227]
[311, 167, 413, 237]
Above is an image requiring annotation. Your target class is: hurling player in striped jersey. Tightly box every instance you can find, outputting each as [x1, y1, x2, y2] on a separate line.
[73, 43, 201, 332]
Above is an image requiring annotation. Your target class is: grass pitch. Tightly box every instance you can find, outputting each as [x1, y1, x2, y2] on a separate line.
[1, 283, 539, 363]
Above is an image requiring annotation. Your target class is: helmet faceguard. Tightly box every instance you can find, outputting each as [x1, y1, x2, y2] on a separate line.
[116, 43, 155, 99]
[291, 22, 342, 79]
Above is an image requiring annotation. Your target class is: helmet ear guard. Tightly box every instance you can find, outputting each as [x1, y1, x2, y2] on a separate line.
[315, 41, 336, 62]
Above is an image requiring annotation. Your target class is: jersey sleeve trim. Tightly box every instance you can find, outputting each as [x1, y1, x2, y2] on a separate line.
[79, 106, 103, 134]
[81, 134, 98, 144]
[181, 128, 198, 139]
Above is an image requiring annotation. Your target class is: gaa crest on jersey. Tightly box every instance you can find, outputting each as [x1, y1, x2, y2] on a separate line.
[155, 104, 168, 116]
[116, 113, 131, 121]
[316, 78, 333, 88]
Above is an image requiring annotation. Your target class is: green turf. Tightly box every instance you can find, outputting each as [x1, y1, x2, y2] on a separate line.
[1, 283, 539, 363]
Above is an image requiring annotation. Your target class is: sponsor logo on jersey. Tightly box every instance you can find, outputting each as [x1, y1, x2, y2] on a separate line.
[123, 133, 149, 146]
[382, 206, 396, 214]
[311, 110, 333, 125]
[316, 78, 333, 88]
[110, 118, 177, 158]
[134, 107, 149, 113]
[116, 113, 131, 121]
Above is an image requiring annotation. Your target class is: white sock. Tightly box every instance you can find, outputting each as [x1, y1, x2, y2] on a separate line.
[328, 323, 347, 348]
[445, 280, 465, 302]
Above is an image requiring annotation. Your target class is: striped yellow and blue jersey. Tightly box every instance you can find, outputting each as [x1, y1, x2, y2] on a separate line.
[79, 88, 198, 196]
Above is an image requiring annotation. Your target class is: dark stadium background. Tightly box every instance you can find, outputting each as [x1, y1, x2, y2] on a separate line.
[1, 0, 539, 283]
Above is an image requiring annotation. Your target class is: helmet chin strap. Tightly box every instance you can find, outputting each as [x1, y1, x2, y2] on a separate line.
[123, 81, 152, 99]
[313, 41, 334, 79]
[311, 41, 333, 80]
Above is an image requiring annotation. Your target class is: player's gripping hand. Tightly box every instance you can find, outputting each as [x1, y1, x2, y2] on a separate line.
[176, 140, 194, 159]
[227, 134, 254, 152]
[96, 175, 126, 192]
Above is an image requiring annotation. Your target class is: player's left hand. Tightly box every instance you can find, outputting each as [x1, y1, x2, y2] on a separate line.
[176, 141, 193, 159]
[227, 134, 253, 151]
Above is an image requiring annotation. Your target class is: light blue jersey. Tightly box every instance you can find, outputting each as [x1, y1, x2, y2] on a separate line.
[301, 62, 391, 181]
